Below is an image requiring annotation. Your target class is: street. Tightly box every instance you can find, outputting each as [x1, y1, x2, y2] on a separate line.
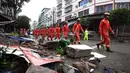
[80, 39, 130, 73]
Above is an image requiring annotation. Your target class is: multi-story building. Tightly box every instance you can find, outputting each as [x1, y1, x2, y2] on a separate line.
[31, 21, 37, 30]
[56, 0, 130, 22]
[38, 8, 50, 27]
[38, 7, 57, 27]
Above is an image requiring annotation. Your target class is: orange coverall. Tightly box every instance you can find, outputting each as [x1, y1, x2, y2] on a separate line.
[99, 18, 113, 48]
[48, 27, 55, 41]
[72, 23, 84, 43]
[41, 29, 46, 38]
[47, 27, 50, 41]
[62, 25, 69, 39]
[55, 26, 61, 39]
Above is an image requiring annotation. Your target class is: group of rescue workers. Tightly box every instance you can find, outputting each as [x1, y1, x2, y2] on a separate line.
[33, 12, 115, 53]
[33, 21, 70, 41]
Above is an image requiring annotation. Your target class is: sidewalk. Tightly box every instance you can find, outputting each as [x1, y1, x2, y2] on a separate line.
[80, 39, 130, 73]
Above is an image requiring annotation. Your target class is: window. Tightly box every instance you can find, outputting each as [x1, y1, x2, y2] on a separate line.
[65, 15, 72, 21]
[116, 2, 130, 10]
[106, 4, 112, 11]
[57, 4, 62, 10]
[84, 9, 89, 16]
[79, 1, 84, 7]
[65, 0, 72, 5]
[78, 9, 89, 17]
[96, 4, 113, 13]
[57, 19, 61, 23]
[57, 11, 62, 17]
[78, 11, 84, 16]
[88, 0, 92, 3]
[65, 5, 72, 13]
[79, 0, 88, 7]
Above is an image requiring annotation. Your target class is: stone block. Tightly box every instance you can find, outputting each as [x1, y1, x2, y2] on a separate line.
[66, 45, 93, 58]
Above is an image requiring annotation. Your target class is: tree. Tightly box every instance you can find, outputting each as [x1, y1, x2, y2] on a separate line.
[80, 17, 89, 30]
[109, 8, 130, 41]
[2, 0, 30, 17]
[16, 15, 31, 30]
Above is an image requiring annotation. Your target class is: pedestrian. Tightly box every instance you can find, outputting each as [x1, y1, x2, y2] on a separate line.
[62, 21, 69, 39]
[96, 12, 114, 52]
[84, 27, 89, 40]
[55, 24, 61, 40]
[72, 18, 84, 44]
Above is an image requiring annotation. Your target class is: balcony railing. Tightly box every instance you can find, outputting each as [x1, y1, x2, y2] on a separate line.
[64, 5, 72, 13]
[65, 0, 72, 5]
[57, 3, 62, 10]
[57, 0, 62, 5]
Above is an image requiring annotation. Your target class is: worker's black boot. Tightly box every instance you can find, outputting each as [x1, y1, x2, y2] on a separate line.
[78, 42, 81, 44]
[73, 42, 76, 44]
[106, 47, 113, 53]
[96, 43, 100, 49]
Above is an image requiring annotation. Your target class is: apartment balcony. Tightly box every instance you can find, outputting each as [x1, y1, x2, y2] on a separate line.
[64, 0, 72, 8]
[57, 0, 62, 6]
[57, 3, 62, 10]
[57, 10, 62, 17]
[64, 5, 72, 13]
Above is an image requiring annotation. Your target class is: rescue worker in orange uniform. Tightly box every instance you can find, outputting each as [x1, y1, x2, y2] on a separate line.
[50, 26, 55, 41]
[55, 24, 61, 39]
[96, 12, 114, 52]
[72, 18, 84, 44]
[41, 28, 46, 38]
[62, 22, 69, 39]
[47, 27, 51, 41]
[47, 26, 55, 41]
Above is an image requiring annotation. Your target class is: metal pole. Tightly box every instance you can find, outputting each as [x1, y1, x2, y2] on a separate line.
[53, 10, 54, 26]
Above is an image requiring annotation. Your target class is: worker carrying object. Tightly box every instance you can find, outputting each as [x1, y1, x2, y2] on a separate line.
[96, 12, 114, 52]
[62, 21, 69, 39]
[72, 18, 84, 44]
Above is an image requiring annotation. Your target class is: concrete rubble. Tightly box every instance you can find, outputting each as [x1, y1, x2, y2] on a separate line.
[0, 34, 119, 73]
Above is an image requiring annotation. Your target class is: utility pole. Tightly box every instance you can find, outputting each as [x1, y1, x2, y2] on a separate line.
[52, 10, 55, 27]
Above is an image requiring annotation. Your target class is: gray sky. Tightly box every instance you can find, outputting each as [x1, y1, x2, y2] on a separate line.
[19, 0, 56, 22]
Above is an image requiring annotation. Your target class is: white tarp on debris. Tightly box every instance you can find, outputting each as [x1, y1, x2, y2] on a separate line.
[91, 52, 106, 59]
[68, 44, 93, 50]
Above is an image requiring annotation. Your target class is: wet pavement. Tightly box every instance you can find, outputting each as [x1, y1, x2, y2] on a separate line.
[80, 39, 130, 73]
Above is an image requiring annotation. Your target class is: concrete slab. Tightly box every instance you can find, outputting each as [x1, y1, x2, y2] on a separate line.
[66, 44, 93, 58]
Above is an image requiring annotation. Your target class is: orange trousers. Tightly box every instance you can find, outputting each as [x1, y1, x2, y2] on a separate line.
[101, 35, 110, 48]
[74, 32, 80, 42]
[56, 33, 60, 39]
[64, 32, 68, 39]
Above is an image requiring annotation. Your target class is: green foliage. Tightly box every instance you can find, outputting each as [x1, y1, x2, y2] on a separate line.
[109, 8, 130, 26]
[9, 32, 19, 36]
[80, 17, 89, 29]
[16, 15, 31, 30]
